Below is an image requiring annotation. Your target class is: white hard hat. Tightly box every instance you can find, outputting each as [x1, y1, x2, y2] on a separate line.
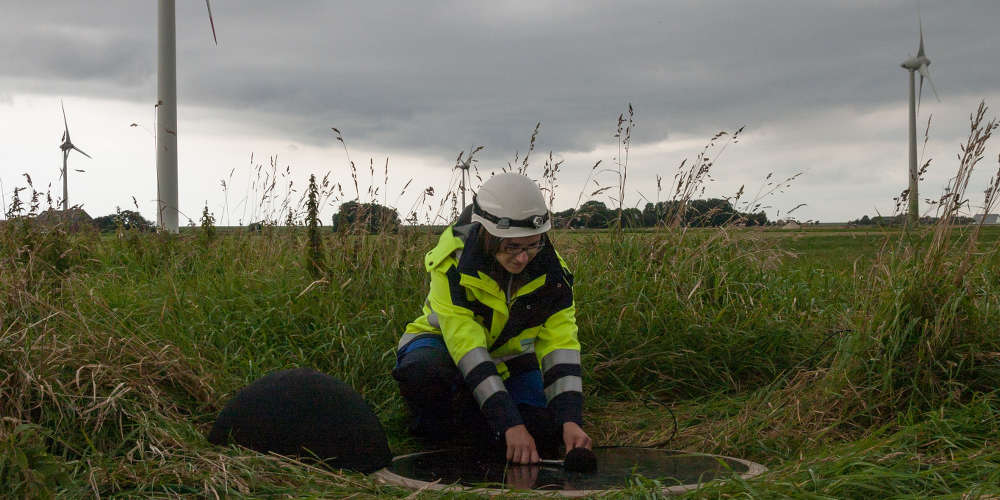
[471, 173, 551, 238]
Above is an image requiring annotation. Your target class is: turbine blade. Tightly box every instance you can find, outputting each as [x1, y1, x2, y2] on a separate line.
[917, 73, 924, 115]
[61, 99, 70, 137]
[924, 70, 941, 102]
[205, 0, 218, 45]
[918, 13, 925, 57]
[73, 145, 92, 159]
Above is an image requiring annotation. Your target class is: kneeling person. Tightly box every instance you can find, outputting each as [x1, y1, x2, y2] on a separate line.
[392, 173, 591, 464]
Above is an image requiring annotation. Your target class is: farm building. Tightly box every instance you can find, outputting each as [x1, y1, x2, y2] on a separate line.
[6, 208, 96, 232]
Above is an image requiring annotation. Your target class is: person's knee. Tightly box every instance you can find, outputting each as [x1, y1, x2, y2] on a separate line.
[393, 347, 456, 382]
[393, 347, 460, 404]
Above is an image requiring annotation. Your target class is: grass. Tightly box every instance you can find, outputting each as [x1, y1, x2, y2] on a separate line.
[2, 222, 999, 498]
[3, 104, 1000, 498]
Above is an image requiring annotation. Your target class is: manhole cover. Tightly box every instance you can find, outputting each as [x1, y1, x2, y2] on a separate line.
[374, 447, 766, 496]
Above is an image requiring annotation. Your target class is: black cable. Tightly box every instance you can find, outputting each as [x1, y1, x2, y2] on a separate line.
[640, 395, 679, 449]
[592, 394, 679, 451]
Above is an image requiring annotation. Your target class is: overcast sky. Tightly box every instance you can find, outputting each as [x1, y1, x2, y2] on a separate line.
[2, 0, 1000, 224]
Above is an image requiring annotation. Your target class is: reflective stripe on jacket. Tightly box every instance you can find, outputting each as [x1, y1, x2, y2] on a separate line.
[400, 223, 583, 432]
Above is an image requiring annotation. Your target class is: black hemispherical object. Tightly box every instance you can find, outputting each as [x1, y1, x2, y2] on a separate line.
[208, 368, 392, 473]
[563, 447, 598, 473]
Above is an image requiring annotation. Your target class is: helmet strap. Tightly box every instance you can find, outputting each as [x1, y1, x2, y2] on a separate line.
[472, 196, 549, 230]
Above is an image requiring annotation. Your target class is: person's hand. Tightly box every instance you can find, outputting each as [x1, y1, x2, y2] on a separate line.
[504, 424, 540, 464]
[562, 422, 592, 452]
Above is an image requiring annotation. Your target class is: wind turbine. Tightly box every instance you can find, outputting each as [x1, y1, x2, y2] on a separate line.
[156, 0, 218, 233]
[900, 13, 940, 226]
[455, 145, 482, 211]
[456, 148, 473, 210]
[59, 101, 91, 211]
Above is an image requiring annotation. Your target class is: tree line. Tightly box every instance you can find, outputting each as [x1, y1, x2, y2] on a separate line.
[554, 199, 769, 229]
[85, 197, 768, 234]
[330, 197, 769, 232]
[848, 214, 976, 226]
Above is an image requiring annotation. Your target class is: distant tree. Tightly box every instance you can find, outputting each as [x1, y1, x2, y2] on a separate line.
[200, 204, 216, 243]
[332, 201, 400, 234]
[93, 208, 154, 233]
[641, 202, 660, 227]
[621, 207, 642, 228]
[305, 174, 325, 276]
[683, 198, 740, 227]
[743, 211, 769, 226]
[552, 208, 578, 228]
[575, 200, 613, 228]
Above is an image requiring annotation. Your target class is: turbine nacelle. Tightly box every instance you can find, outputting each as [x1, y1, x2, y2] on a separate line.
[900, 55, 929, 71]
[901, 14, 940, 111]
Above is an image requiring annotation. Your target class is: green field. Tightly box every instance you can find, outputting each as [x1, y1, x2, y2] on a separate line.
[2, 220, 1000, 498]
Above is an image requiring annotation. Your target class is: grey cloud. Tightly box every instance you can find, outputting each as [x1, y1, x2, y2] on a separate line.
[2, 0, 999, 176]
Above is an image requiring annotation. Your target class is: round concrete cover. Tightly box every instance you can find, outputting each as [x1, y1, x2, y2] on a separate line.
[375, 447, 766, 496]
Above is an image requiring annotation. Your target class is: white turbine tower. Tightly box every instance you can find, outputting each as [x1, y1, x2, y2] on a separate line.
[59, 101, 91, 211]
[156, 0, 218, 233]
[900, 14, 940, 226]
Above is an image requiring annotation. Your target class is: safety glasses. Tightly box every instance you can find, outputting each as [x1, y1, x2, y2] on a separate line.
[497, 240, 546, 256]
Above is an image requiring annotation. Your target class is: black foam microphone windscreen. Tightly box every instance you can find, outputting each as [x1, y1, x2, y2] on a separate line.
[208, 368, 392, 473]
[563, 447, 598, 473]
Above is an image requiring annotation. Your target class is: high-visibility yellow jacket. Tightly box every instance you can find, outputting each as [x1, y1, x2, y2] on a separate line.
[399, 223, 583, 433]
